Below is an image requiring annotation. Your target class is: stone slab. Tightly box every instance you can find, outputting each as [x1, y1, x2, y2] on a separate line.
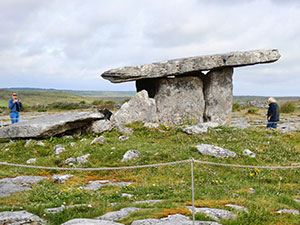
[101, 49, 280, 83]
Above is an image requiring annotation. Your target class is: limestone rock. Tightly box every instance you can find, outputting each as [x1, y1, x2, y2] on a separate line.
[97, 207, 141, 221]
[225, 204, 248, 213]
[77, 154, 90, 164]
[133, 200, 163, 205]
[101, 49, 280, 83]
[183, 122, 219, 135]
[52, 174, 73, 184]
[121, 150, 140, 162]
[88, 119, 114, 134]
[144, 122, 160, 129]
[202, 67, 233, 125]
[276, 209, 299, 215]
[61, 218, 124, 225]
[0, 211, 47, 225]
[37, 141, 45, 146]
[45, 204, 88, 214]
[243, 149, 256, 158]
[26, 158, 36, 164]
[151, 76, 205, 126]
[84, 180, 132, 191]
[90, 136, 105, 145]
[111, 90, 158, 126]
[54, 145, 66, 156]
[131, 214, 221, 225]
[117, 126, 134, 135]
[187, 207, 237, 221]
[196, 144, 237, 158]
[0, 176, 47, 197]
[0, 111, 104, 139]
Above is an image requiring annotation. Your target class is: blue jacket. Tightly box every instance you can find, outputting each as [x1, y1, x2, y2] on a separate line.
[267, 102, 279, 122]
[8, 98, 22, 112]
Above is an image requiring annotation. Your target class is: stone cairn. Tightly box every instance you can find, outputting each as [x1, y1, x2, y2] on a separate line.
[101, 49, 280, 126]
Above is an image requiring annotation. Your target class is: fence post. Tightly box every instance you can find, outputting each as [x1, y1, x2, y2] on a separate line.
[191, 158, 195, 225]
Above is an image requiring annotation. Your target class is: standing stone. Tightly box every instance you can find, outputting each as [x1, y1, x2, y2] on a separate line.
[151, 76, 205, 126]
[202, 67, 233, 126]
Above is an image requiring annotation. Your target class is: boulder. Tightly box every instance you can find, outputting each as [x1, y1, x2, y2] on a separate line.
[97, 207, 142, 221]
[0, 111, 104, 139]
[88, 119, 114, 134]
[0, 211, 47, 225]
[202, 67, 233, 125]
[62, 219, 124, 225]
[111, 90, 158, 126]
[196, 144, 237, 158]
[131, 214, 221, 225]
[101, 49, 280, 83]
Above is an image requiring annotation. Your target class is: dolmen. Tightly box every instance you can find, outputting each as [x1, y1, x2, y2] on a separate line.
[102, 49, 280, 126]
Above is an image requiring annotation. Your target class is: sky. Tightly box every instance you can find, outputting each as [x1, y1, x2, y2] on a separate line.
[0, 0, 299, 96]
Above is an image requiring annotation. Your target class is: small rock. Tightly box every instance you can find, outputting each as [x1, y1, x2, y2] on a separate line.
[52, 174, 73, 184]
[225, 204, 248, 213]
[80, 138, 87, 142]
[77, 154, 90, 164]
[90, 136, 105, 145]
[121, 193, 133, 198]
[121, 150, 140, 162]
[243, 149, 256, 158]
[97, 207, 141, 221]
[119, 135, 129, 141]
[64, 135, 73, 139]
[144, 122, 160, 129]
[133, 200, 163, 205]
[24, 139, 32, 147]
[249, 188, 255, 193]
[26, 158, 36, 164]
[84, 180, 131, 191]
[276, 209, 299, 215]
[117, 126, 133, 135]
[37, 141, 45, 146]
[54, 145, 66, 156]
[187, 206, 237, 221]
[65, 157, 76, 164]
[196, 144, 237, 158]
[70, 142, 76, 147]
[183, 122, 219, 135]
[61, 218, 124, 225]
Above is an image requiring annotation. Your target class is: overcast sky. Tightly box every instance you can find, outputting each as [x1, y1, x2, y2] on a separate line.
[0, 0, 299, 96]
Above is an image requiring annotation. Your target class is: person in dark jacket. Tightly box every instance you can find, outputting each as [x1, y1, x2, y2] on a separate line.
[266, 97, 279, 129]
[8, 92, 22, 124]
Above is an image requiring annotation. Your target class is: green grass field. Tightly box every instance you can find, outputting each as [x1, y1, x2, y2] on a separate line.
[1, 122, 300, 224]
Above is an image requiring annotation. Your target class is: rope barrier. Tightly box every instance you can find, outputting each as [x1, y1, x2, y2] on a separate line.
[1, 159, 300, 171]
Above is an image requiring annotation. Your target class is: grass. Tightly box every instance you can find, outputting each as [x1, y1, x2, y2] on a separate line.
[0, 121, 300, 224]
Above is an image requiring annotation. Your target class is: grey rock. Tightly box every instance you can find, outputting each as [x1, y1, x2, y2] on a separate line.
[84, 180, 132, 191]
[121, 150, 140, 162]
[54, 145, 66, 156]
[97, 207, 141, 221]
[0, 210, 47, 225]
[90, 136, 105, 145]
[62, 218, 124, 225]
[276, 209, 299, 215]
[117, 126, 134, 135]
[70, 142, 76, 147]
[52, 174, 73, 184]
[26, 158, 36, 164]
[294, 199, 300, 203]
[121, 193, 133, 198]
[88, 119, 114, 134]
[144, 122, 160, 129]
[131, 214, 221, 225]
[0, 176, 47, 197]
[24, 139, 32, 147]
[37, 141, 45, 146]
[249, 188, 255, 193]
[65, 157, 76, 164]
[196, 144, 237, 158]
[80, 138, 87, 142]
[101, 49, 280, 83]
[64, 135, 73, 139]
[152, 76, 205, 126]
[243, 149, 256, 158]
[77, 154, 90, 164]
[45, 204, 88, 214]
[0, 111, 104, 139]
[225, 204, 248, 213]
[133, 200, 163, 205]
[187, 206, 237, 221]
[203, 67, 233, 126]
[111, 90, 158, 126]
[183, 122, 219, 135]
[119, 135, 129, 141]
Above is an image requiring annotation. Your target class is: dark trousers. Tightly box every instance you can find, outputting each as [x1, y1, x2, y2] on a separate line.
[266, 121, 277, 129]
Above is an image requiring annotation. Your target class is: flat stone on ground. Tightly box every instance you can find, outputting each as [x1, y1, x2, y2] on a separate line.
[61, 218, 124, 225]
[0, 210, 47, 225]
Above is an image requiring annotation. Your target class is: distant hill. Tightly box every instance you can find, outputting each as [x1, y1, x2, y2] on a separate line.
[233, 96, 300, 102]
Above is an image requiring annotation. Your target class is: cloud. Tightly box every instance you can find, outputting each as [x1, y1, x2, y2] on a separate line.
[0, 0, 299, 95]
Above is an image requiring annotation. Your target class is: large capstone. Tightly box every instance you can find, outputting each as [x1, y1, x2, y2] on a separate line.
[203, 67, 233, 125]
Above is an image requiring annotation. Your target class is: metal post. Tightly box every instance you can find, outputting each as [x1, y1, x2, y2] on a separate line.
[191, 158, 195, 225]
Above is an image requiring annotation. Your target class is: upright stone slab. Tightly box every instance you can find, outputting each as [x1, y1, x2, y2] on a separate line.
[203, 67, 233, 125]
[154, 76, 205, 126]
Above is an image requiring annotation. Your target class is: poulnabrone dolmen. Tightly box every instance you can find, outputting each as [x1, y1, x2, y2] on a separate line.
[101, 49, 280, 126]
